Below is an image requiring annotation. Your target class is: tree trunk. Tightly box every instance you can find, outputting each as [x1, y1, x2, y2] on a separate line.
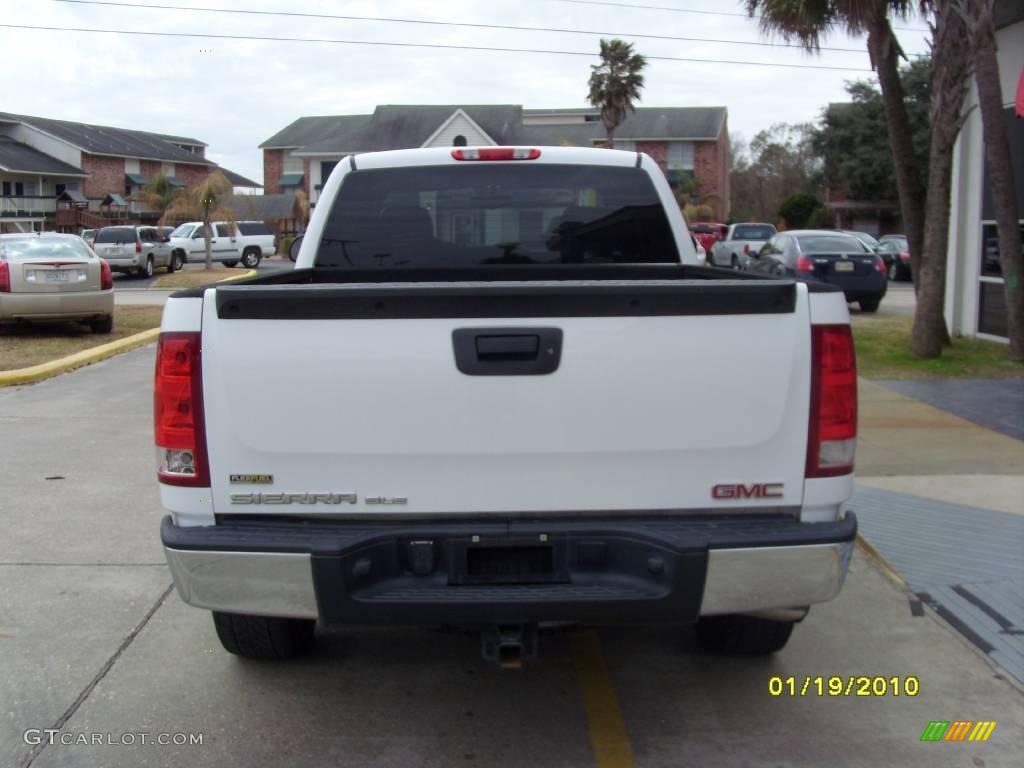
[204, 218, 213, 270]
[866, 15, 926, 289]
[910, 0, 972, 357]
[970, 0, 1024, 360]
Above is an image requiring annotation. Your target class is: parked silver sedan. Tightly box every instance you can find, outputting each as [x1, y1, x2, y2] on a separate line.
[0, 233, 114, 333]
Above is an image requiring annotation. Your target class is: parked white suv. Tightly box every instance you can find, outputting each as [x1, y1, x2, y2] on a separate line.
[167, 220, 274, 269]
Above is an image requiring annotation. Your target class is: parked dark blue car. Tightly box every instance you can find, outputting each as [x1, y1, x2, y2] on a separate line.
[749, 230, 888, 312]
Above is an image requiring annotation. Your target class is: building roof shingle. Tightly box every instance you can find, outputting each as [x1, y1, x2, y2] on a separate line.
[0, 112, 211, 165]
[266, 105, 727, 156]
[0, 135, 88, 176]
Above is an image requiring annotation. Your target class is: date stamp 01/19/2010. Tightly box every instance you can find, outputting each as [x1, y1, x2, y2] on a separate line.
[768, 675, 920, 697]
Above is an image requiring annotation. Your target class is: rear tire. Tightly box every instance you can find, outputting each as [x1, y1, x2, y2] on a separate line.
[240, 248, 261, 269]
[888, 261, 899, 281]
[223, 260, 239, 268]
[859, 298, 881, 313]
[89, 315, 113, 334]
[730, 255, 740, 270]
[695, 614, 795, 656]
[171, 251, 186, 271]
[165, 256, 177, 274]
[141, 257, 154, 279]
[212, 611, 315, 659]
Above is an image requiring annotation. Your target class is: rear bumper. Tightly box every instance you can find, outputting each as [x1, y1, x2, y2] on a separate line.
[162, 513, 856, 626]
[0, 290, 113, 321]
[106, 256, 141, 272]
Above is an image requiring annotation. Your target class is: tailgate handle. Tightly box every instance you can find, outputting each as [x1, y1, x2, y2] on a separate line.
[476, 334, 539, 359]
[453, 328, 562, 376]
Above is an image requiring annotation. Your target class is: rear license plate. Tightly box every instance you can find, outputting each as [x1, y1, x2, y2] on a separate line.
[450, 539, 567, 585]
[44, 270, 70, 283]
[834, 261, 854, 272]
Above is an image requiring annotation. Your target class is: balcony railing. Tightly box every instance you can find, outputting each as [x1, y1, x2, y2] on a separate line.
[0, 196, 57, 218]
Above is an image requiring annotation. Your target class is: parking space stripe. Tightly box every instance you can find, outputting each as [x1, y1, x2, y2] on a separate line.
[571, 630, 635, 768]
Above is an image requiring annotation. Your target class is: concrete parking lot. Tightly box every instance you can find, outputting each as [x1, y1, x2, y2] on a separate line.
[3, 345, 1022, 768]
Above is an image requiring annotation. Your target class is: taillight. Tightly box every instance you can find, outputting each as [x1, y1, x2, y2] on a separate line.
[135, 240, 142, 254]
[743, 243, 750, 254]
[452, 147, 541, 161]
[807, 325, 857, 478]
[154, 332, 209, 487]
[900, 251, 910, 261]
[796, 255, 815, 272]
[0, 261, 9, 292]
[100, 259, 112, 290]
[875, 255, 886, 273]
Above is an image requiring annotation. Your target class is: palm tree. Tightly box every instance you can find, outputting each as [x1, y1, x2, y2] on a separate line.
[163, 170, 236, 270]
[965, 0, 1023, 360]
[587, 39, 647, 144]
[746, 1, 925, 282]
[910, 0, 971, 356]
[141, 174, 181, 224]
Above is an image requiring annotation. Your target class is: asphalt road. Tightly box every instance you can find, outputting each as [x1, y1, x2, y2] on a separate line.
[111, 255, 294, 290]
[2, 347, 1022, 768]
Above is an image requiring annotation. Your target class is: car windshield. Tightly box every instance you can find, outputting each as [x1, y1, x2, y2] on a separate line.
[94, 228, 137, 244]
[315, 163, 680, 268]
[732, 225, 774, 240]
[1, 237, 95, 260]
[170, 224, 194, 238]
[796, 234, 868, 253]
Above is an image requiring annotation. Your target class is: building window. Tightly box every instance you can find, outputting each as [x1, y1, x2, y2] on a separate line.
[321, 160, 338, 184]
[453, 135, 467, 147]
[667, 142, 694, 170]
[1, 182, 10, 196]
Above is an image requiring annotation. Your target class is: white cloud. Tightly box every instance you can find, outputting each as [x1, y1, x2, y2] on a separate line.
[2, 0, 933, 185]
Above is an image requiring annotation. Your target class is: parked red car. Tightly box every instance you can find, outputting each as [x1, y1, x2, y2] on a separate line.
[689, 222, 727, 254]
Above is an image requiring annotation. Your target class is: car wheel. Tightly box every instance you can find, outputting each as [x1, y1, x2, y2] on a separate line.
[730, 255, 740, 270]
[171, 252, 185, 272]
[165, 255, 177, 274]
[695, 614, 795, 655]
[212, 611, 315, 659]
[142, 256, 154, 279]
[888, 261, 899, 281]
[859, 298, 881, 313]
[223, 260, 239, 268]
[89, 315, 113, 334]
[240, 248, 261, 269]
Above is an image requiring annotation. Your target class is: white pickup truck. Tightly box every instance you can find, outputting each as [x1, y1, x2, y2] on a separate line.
[156, 147, 858, 664]
[709, 222, 778, 270]
[167, 220, 275, 269]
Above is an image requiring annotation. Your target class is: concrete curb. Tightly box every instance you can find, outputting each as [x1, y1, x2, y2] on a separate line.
[855, 532, 908, 589]
[0, 270, 256, 387]
[148, 268, 257, 290]
[0, 328, 160, 387]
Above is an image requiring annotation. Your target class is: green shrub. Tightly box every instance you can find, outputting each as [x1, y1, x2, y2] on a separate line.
[779, 193, 822, 229]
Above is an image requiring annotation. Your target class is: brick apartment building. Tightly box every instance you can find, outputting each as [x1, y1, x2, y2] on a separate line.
[0, 112, 258, 233]
[259, 104, 731, 220]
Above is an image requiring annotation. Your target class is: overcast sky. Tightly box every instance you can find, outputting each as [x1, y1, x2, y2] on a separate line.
[2, 0, 933, 186]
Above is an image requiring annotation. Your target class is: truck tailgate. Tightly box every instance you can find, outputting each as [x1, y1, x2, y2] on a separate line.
[201, 280, 810, 515]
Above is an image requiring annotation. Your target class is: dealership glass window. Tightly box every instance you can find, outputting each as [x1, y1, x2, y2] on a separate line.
[976, 109, 1023, 339]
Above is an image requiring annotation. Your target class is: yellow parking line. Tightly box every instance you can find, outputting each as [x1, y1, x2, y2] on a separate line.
[571, 630, 635, 768]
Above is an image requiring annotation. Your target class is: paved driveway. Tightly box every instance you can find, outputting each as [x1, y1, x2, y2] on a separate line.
[2, 348, 1022, 768]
